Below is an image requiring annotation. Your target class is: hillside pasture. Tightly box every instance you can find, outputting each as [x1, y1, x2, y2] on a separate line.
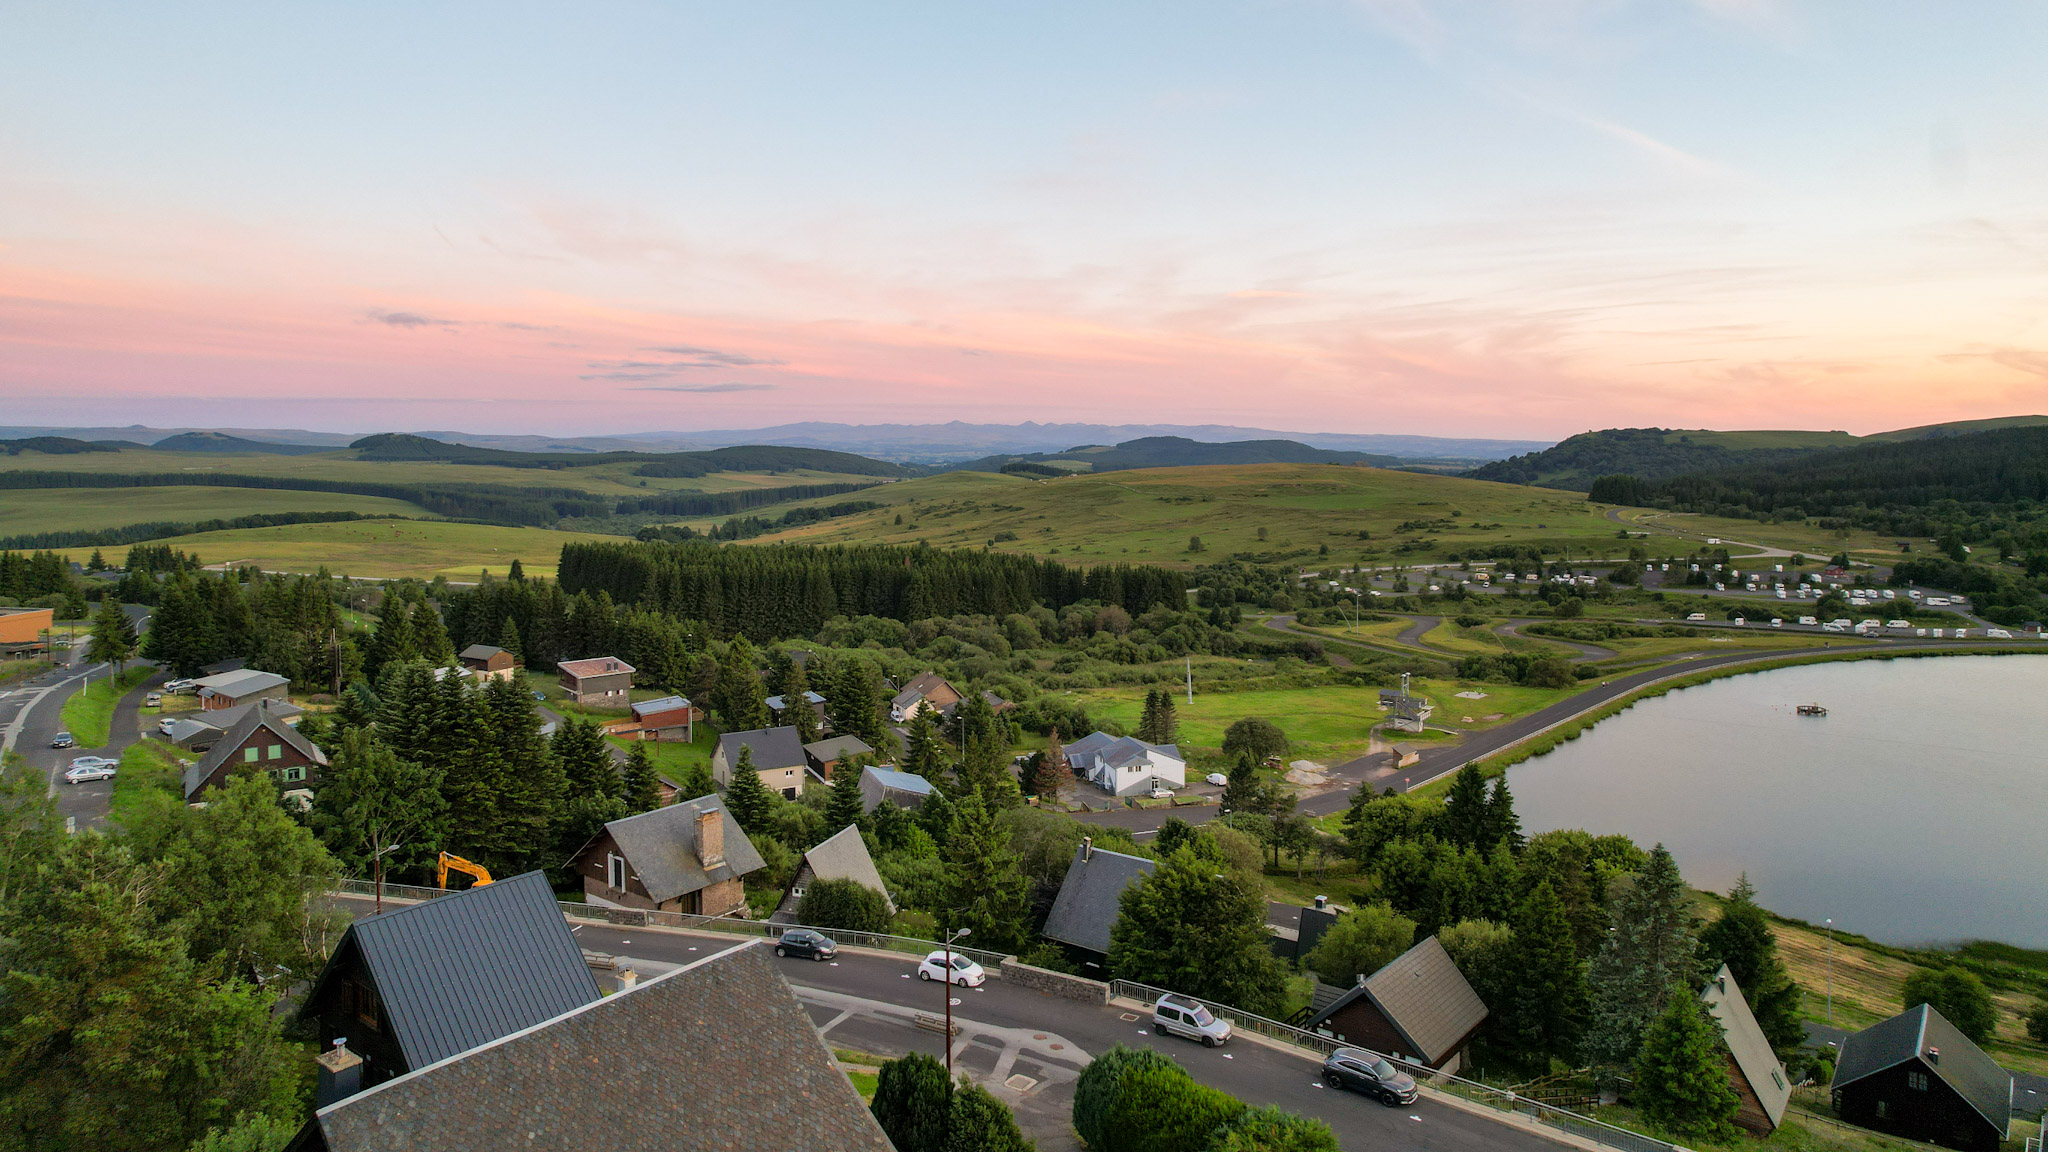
[0, 485, 427, 536]
[54, 519, 622, 580]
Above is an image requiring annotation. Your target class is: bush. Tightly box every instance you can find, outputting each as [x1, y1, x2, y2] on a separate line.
[871, 1053, 951, 1152]
[1112, 1062, 1244, 1152]
[1202, 1106, 1338, 1152]
[1901, 967, 1998, 1045]
[796, 877, 892, 933]
[1303, 904, 1415, 988]
[944, 1082, 1035, 1152]
[1220, 717, 1287, 764]
[1074, 1046, 1181, 1152]
[2027, 1000, 2048, 1045]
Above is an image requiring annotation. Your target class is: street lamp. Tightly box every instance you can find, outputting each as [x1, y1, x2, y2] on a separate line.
[942, 927, 971, 1077]
[373, 842, 404, 915]
[1825, 918, 1834, 1023]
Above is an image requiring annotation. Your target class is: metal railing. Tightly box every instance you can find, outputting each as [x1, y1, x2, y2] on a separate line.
[329, 878, 1011, 969]
[1109, 978, 1687, 1152]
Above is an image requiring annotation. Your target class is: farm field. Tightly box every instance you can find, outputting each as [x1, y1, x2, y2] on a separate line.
[1607, 505, 1907, 562]
[0, 486, 427, 536]
[752, 464, 1630, 566]
[54, 519, 621, 581]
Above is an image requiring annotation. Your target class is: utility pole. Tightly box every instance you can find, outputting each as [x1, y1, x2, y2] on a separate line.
[943, 926, 970, 1078]
[1185, 656, 1192, 705]
[1825, 918, 1834, 1023]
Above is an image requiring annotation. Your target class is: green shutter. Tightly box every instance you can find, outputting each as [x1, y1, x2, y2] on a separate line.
[244, 747, 258, 763]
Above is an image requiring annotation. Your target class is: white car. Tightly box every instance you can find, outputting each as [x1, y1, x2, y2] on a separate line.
[1149, 784, 1175, 799]
[918, 951, 986, 987]
[1205, 772, 1228, 786]
[63, 762, 117, 784]
[1686, 613, 1707, 622]
[1770, 619, 1782, 627]
[1888, 620, 1911, 629]
[163, 678, 196, 693]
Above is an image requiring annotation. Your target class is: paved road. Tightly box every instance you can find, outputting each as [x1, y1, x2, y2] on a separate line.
[1494, 620, 1615, 663]
[1, 642, 164, 832]
[328, 894, 1565, 1152]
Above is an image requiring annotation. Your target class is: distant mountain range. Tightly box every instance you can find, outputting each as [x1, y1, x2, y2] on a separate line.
[0, 422, 1550, 464]
[954, 435, 1399, 474]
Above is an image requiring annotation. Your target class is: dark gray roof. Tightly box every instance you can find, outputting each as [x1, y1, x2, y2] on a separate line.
[1701, 964, 1789, 1127]
[801, 825, 889, 901]
[194, 667, 289, 697]
[458, 644, 505, 661]
[183, 700, 328, 800]
[1041, 843, 1155, 956]
[200, 696, 305, 731]
[718, 726, 806, 772]
[595, 795, 766, 905]
[308, 942, 893, 1152]
[1835, 1003, 2010, 1134]
[1305, 935, 1488, 1064]
[803, 734, 873, 761]
[307, 872, 600, 1072]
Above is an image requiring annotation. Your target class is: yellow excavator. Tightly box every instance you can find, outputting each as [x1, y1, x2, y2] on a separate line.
[437, 852, 494, 890]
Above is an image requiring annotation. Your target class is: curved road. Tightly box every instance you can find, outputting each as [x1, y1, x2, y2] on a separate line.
[1493, 620, 1615, 663]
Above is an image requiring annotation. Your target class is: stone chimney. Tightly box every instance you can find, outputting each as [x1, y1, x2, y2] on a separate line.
[315, 1043, 364, 1107]
[617, 967, 639, 992]
[1082, 835, 1093, 862]
[697, 809, 725, 870]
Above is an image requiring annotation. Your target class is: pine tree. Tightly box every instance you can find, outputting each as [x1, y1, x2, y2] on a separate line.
[141, 575, 217, 678]
[1137, 689, 1164, 743]
[1034, 730, 1073, 801]
[413, 600, 455, 663]
[507, 558, 525, 582]
[1698, 875, 1804, 1053]
[1220, 750, 1260, 813]
[496, 615, 524, 662]
[830, 658, 887, 747]
[775, 651, 821, 743]
[904, 709, 949, 781]
[714, 636, 771, 732]
[722, 745, 777, 833]
[942, 793, 1029, 952]
[85, 549, 106, 573]
[86, 597, 137, 673]
[825, 755, 866, 832]
[1150, 690, 1178, 745]
[1633, 986, 1741, 1142]
[1501, 880, 1585, 1065]
[480, 674, 569, 858]
[551, 716, 620, 800]
[620, 742, 660, 815]
[1441, 763, 1490, 849]
[1481, 774, 1523, 851]
[1586, 845, 1700, 1067]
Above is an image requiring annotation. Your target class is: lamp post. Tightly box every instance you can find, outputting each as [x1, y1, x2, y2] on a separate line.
[373, 842, 404, 916]
[1825, 918, 1834, 1023]
[943, 927, 970, 1077]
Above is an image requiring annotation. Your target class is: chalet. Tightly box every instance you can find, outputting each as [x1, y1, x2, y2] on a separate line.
[288, 942, 893, 1152]
[1701, 964, 1790, 1137]
[194, 668, 290, 711]
[712, 726, 808, 799]
[569, 795, 764, 916]
[182, 700, 329, 802]
[978, 689, 1017, 715]
[1267, 897, 1341, 962]
[889, 672, 962, 722]
[1832, 1003, 2010, 1152]
[773, 824, 893, 923]
[0, 606, 54, 656]
[1041, 838, 1155, 970]
[556, 656, 633, 707]
[766, 690, 828, 727]
[803, 734, 873, 781]
[295, 872, 600, 1089]
[1300, 935, 1489, 1075]
[457, 643, 517, 681]
[1064, 731, 1185, 796]
[626, 695, 701, 742]
[859, 765, 934, 812]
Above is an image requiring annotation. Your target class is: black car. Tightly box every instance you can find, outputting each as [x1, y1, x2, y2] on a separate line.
[1322, 1048, 1419, 1105]
[49, 731, 75, 749]
[773, 929, 838, 961]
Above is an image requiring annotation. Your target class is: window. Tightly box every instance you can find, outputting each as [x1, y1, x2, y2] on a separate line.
[244, 747, 259, 763]
[267, 744, 282, 760]
[347, 977, 381, 1029]
[1907, 1070, 1929, 1091]
[607, 854, 626, 891]
[271, 766, 306, 784]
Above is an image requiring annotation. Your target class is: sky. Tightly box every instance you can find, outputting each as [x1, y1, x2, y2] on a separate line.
[3, 1, 2047, 440]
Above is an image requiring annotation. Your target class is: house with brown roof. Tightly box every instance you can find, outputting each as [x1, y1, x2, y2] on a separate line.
[288, 941, 892, 1152]
[457, 644, 517, 681]
[556, 656, 633, 707]
[1299, 935, 1489, 1074]
[182, 699, 329, 802]
[1701, 964, 1791, 1137]
[889, 671, 962, 722]
[568, 795, 764, 916]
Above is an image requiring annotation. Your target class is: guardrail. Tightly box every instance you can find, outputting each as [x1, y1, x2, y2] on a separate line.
[1108, 978, 1686, 1152]
[329, 879, 1012, 970]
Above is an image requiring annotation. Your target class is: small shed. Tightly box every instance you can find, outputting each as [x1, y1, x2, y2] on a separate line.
[803, 735, 874, 781]
[628, 695, 700, 743]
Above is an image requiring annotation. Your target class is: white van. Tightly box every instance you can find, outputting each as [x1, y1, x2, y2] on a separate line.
[1798, 616, 1818, 626]
[1888, 620, 1910, 630]
[1775, 589, 1787, 599]
[1770, 618, 1783, 628]
[1927, 597, 1950, 606]
[1687, 613, 1707, 622]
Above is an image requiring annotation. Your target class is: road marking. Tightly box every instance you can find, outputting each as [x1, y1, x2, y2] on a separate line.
[817, 1008, 856, 1036]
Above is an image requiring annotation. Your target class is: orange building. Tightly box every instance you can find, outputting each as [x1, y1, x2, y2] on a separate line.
[0, 607, 55, 652]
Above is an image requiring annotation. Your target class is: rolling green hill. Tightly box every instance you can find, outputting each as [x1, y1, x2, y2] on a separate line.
[954, 435, 1397, 474]
[349, 432, 909, 478]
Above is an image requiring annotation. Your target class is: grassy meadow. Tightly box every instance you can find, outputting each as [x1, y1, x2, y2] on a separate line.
[56, 520, 622, 581]
[0, 486, 428, 536]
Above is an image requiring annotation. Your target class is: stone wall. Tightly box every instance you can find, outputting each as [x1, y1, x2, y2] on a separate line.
[999, 959, 1109, 1005]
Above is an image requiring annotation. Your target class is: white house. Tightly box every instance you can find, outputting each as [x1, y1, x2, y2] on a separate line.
[1064, 732, 1185, 797]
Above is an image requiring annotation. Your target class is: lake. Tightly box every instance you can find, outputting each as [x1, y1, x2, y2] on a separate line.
[1506, 654, 2048, 948]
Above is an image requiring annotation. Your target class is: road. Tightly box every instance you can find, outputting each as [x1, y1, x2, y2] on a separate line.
[327, 895, 1565, 1152]
[0, 647, 128, 831]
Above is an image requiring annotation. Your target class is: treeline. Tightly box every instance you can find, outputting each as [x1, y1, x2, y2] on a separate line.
[350, 433, 907, 478]
[0, 436, 118, 455]
[612, 482, 881, 518]
[0, 510, 400, 551]
[0, 470, 610, 526]
[142, 568, 356, 687]
[1467, 427, 1838, 490]
[631, 500, 885, 544]
[557, 540, 1188, 640]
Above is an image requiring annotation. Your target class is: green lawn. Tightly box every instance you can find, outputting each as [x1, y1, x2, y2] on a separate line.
[59, 668, 151, 748]
[57, 520, 624, 581]
[109, 740, 185, 825]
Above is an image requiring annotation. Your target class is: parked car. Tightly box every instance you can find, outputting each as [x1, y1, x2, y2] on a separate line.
[49, 731, 75, 749]
[1149, 784, 1175, 799]
[62, 763, 116, 784]
[773, 928, 838, 962]
[144, 692, 163, 707]
[1798, 616, 1818, 626]
[68, 755, 117, 770]
[1204, 772, 1228, 787]
[1321, 1048, 1418, 1105]
[1151, 993, 1231, 1048]
[1770, 619, 1783, 627]
[1888, 620, 1911, 629]
[916, 950, 986, 987]
[163, 678, 195, 693]
[1686, 613, 1707, 622]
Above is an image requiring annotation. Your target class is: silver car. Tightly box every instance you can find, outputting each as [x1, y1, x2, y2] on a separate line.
[1151, 993, 1231, 1048]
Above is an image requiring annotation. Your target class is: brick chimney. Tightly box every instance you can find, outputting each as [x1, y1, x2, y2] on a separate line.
[697, 808, 725, 870]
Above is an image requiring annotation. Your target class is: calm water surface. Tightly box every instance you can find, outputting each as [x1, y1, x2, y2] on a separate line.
[1507, 655, 2048, 948]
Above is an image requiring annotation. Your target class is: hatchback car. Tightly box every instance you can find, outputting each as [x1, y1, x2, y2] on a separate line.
[63, 763, 117, 784]
[917, 951, 986, 987]
[49, 731, 75, 749]
[1322, 1048, 1418, 1105]
[773, 929, 838, 962]
[1151, 993, 1231, 1048]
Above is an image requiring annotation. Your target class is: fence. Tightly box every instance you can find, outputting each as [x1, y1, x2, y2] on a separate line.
[329, 878, 1011, 970]
[1108, 978, 1687, 1152]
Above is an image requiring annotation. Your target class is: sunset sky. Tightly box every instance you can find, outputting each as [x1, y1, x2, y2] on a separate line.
[4, 2, 2046, 439]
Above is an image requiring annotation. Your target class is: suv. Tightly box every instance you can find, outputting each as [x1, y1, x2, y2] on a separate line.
[1151, 993, 1231, 1048]
[772, 929, 838, 962]
[1322, 1047, 1418, 1105]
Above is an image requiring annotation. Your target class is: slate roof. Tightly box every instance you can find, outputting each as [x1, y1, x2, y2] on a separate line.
[718, 726, 806, 772]
[304, 942, 893, 1152]
[1701, 964, 1790, 1129]
[803, 734, 873, 762]
[201, 696, 305, 730]
[302, 872, 600, 1073]
[556, 656, 633, 680]
[890, 671, 955, 711]
[1304, 935, 1488, 1065]
[1041, 843, 1155, 956]
[163, 717, 222, 746]
[1065, 731, 1182, 770]
[766, 690, 826, 710]
[195, 668, 289, 699]
[183, 700, 329, 800]
[1835, 1003, 2011, 1135]
[593, 795, 766, 905]
[800, 825, 890, 901]
[457, 644, 505, 662]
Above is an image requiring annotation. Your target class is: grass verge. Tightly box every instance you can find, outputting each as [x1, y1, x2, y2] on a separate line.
[59, 667, 152, 747]
[109, 740, 185, 826]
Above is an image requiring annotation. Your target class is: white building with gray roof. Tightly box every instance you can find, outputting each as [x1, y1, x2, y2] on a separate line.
[1064, 731, 1185, 796]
